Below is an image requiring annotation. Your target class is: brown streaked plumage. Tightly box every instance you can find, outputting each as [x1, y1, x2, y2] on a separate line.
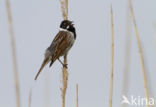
[49, 31, 75, 66]
[35, 20, 76, 80]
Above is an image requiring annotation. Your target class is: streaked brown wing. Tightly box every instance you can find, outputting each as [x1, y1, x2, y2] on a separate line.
[51, 31, 69, 63]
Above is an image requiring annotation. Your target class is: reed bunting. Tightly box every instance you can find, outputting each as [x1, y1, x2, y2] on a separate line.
[35, 20, 76, 80]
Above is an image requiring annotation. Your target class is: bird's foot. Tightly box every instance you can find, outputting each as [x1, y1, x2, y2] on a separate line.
[63, 64, 68, 68]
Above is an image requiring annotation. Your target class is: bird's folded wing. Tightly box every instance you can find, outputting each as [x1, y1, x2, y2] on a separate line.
[50, 31, 70, 63]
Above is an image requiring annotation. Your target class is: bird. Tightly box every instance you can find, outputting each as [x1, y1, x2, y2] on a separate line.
[35, 20, 76, 80]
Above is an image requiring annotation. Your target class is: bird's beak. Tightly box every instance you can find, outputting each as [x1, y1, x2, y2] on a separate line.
[71, 23, 74, 26]
[70, 21, 74, 26]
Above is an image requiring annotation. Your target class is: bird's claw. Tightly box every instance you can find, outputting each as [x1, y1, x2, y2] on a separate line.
[63, 64, 68, 68]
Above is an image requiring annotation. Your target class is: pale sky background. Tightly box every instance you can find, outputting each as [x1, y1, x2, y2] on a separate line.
[0, 0, 156, 107]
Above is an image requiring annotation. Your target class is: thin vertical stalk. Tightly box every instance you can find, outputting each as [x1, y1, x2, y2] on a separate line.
[65, 0, 68, 18]
[61, 54, 68, 107]
[129, 0, 149, 107]
[5, 0, 21, 107]
[76, 84, 79, 107]
[28, 88, 32, 107]
[60, 0, 68, 20]
[59, 0, 69, 107]
[109, 4, 114, 107]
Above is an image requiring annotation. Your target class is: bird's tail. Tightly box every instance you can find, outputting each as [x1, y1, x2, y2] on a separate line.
[35, 57, 49, 80]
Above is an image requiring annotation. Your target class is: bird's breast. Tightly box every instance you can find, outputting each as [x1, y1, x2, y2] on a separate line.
[61, 31, 75, 55]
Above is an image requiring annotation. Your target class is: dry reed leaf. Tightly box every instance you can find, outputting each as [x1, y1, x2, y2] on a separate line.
[129, 0, 150, 107]
[5, 0, 21, 107]
[109, 4, 114, 107]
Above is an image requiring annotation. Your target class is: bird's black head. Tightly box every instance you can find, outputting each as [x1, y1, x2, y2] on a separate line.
[60, 20, 73, 30]
[60, 20, 76, 39]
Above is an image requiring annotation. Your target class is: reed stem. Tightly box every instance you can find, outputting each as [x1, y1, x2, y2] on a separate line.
[129, 0, 149, 107]
[109, 4, 114, 107]
[5, 0, 21, 107]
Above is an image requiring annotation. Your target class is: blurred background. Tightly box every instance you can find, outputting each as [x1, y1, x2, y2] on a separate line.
[0, 0, 156, 107]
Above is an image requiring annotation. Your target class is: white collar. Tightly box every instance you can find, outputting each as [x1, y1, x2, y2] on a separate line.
[59, 28, 74, 35]
[59, 28, 68, 32]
